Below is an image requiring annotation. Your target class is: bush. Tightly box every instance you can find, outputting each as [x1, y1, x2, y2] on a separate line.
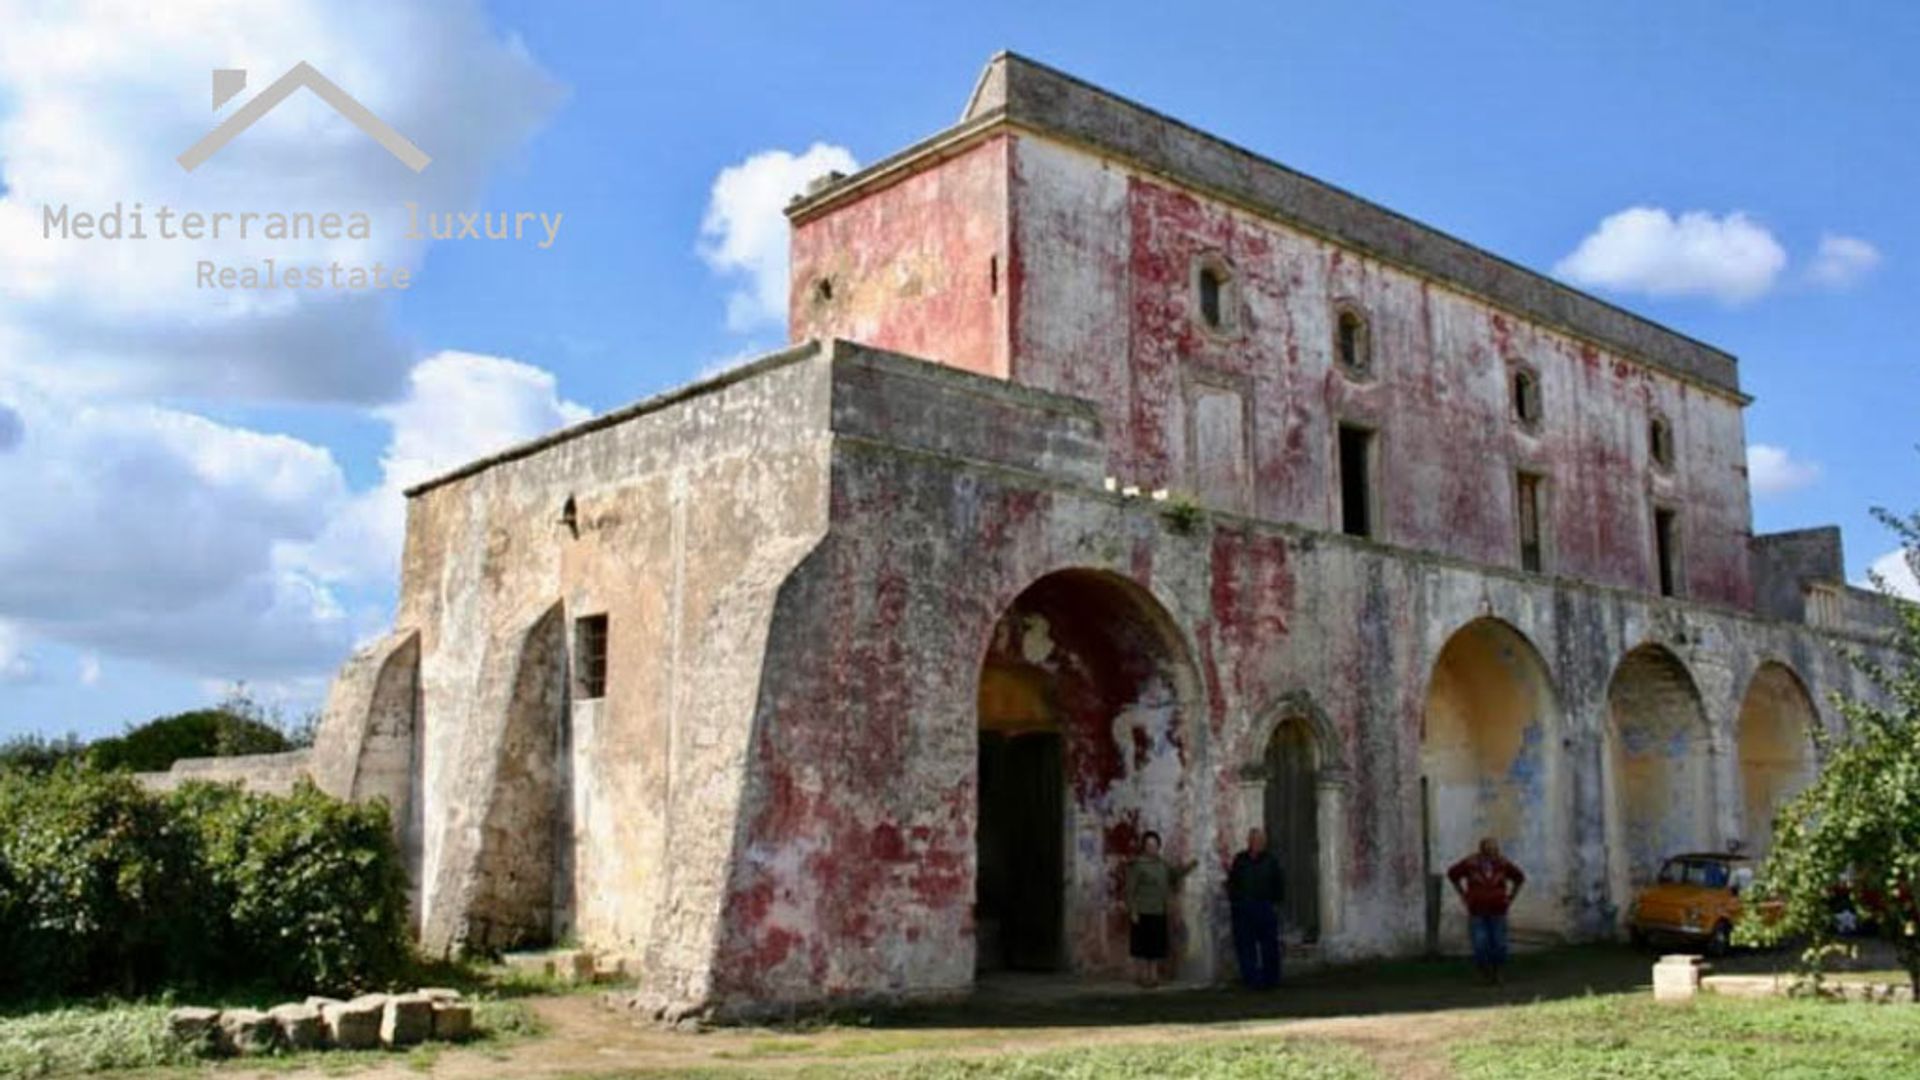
[0, 767, 207, 998]
[88, 708, 291, 774]
[0, 734, 88, 775]
[0, 767, 408, 1001]
[171, 781, 408, 994]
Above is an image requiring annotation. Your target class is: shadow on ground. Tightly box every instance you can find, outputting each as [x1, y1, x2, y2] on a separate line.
[852, 944, 1657, 1031]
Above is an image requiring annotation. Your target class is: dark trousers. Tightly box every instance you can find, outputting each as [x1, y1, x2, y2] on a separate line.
[1231, 900, 1282, 988]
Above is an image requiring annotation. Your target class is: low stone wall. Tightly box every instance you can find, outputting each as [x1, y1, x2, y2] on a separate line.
[133, 749, 313, 795]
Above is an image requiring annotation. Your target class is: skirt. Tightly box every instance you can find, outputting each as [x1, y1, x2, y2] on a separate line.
[1129, 913, 1170, 960]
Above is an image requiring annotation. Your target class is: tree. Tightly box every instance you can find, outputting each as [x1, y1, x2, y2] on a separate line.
[1740, 505, 1920, 998]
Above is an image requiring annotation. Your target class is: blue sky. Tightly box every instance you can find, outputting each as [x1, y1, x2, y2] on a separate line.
[0, 1, 1913, 738]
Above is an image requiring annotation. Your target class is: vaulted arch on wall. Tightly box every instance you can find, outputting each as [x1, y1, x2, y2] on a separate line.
[1604, 643, 1714, 906]
[1736, 661, 1819, 857]
[973, 567, 1204, 978]
[1419, 617, 1571, 948]
[1240, 690, 1348, 944]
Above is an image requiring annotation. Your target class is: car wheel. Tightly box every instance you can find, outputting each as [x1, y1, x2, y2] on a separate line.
[1706, 921, 1732, 958]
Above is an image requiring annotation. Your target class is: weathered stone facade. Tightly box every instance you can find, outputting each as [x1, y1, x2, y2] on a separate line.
[273, 54, 1898, 1018]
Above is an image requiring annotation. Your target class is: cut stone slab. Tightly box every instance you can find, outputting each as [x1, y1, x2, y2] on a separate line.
[431, 1001, 474, 1041]
[382, 992, 434, 1048]
[321, 998, 383, 1050]
[554, 949, 596, 983]
[1653, 954, 1705, 1003]
[218, 1008, 281, 1056]
[165, 1007, 221, 1053]
[269, 1003, 325, 1050]
[502, 952, 555, 978]
[418, 986, 463, 1002]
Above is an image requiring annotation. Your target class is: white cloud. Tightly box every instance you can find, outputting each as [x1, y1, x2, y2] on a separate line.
[1747, 444, 1820, 498]
[1555, 207, 1787, 305]
[289, 351, 589, 587]
[0, 0, 564, 404]
[1807, 233, 1883, 289]
[78, 653, 101, 687]
[0, 620, 39, 684]
[0, 385, 353, 677]
[1866, 547, 1919, 601]
[699, 143, 858, 331]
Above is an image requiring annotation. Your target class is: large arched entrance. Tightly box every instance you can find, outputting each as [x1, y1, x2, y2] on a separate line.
[1736, 662, 1818, 857]
[1604, 644, 1714, 905]
[975, 569, 1200, 976]
[1420, 618, 1569, 950]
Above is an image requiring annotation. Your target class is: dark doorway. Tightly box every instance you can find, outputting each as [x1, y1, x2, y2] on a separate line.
[976, 730, 1064, 972]
[1263, 719, 1320, 940]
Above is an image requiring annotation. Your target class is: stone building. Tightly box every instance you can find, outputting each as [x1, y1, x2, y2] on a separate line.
[283, 54, 1898, 1017]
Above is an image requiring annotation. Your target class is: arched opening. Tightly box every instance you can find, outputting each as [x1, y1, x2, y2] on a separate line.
[1420, 618, 1569, 950]
[975, 569, 1199, 977]
[1737, 663, 1818, 857]
[1263, 717, 1320, 941]
[1605, 644, 1714, 905]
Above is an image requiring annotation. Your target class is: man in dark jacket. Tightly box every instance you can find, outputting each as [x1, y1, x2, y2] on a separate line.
[1228, 827, 1285, 989]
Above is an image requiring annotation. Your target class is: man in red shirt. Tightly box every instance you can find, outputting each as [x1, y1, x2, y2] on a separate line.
[1447, 837, 1526, 983]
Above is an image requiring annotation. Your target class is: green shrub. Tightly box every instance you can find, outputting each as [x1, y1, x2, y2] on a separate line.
[0, 767, 408, 1000]
[170, 780, 409, 994]
[88, 708, 291, 774]
[0, 767, 208, 998]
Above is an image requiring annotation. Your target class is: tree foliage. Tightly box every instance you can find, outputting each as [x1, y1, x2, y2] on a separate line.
[1740, 506, 1920, 997]
[0, 765, 407, 999]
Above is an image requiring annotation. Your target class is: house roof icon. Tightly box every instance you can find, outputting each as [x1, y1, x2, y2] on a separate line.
[178, 62, 430, 173]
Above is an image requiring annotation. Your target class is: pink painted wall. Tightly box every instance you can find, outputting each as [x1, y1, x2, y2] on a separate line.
[789, 136, 1011, 380]
[1007, 135, 1754, 607]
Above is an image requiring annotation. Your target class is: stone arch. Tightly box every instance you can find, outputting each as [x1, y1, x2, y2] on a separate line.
[1604, 643, 1714, 907]
[1240, 691, 1347, 944]
[1736, 661, 1819, 857]
[973, 567, 1204, 978]
[1419, 617, 1571, 948]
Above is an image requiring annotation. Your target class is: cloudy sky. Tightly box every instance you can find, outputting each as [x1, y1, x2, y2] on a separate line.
[0, 1, 1914, 737]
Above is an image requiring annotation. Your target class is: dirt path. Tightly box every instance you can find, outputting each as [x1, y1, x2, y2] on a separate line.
[218, 947, 1664, 1079]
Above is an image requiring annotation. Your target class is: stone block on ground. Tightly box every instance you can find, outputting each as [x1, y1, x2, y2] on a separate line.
[430, 1001, 475, 1041]
[269, 1003, 325, 1050]
[165, 1007, 221, 1054]
[502, 952, 555, 979]
[418, 986, 463, 1002]
[218, 1008, 281, 1056]
[593, 954, 637, 983]
[1652, 954, 1704, 1003]
[554, 949, 596, 983]
[303, 995, 344, 1011]
[381, 992, 434, 1048]
[321, 998, 383, 1050]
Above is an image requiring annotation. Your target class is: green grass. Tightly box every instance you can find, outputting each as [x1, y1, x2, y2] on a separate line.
[0, 1001, 195, 1078]
[1453, 993, 1920, 1079]
[0, 994, 539, 1078]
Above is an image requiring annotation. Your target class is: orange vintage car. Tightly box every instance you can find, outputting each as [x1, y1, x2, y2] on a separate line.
[1627, 852, 1778, 956]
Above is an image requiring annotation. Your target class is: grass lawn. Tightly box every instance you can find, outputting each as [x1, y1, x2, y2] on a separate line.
[1452, 993, 1920, 1080]
[0, 989, 541, 1078]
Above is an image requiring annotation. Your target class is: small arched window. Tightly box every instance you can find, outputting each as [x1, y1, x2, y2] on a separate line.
[1333, 305, 1371, 379]
[1649, 413, 1676, 471]
[1193, 254, 1237, 335]
[1510, 365, 1543, 429]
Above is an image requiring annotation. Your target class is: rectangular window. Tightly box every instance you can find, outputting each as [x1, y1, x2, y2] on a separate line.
[1654, 508, 1680, 597]
[574, 614, 609, 699]
[1338, 424, 1373, 538]
[1517, 472, 1544, 573]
